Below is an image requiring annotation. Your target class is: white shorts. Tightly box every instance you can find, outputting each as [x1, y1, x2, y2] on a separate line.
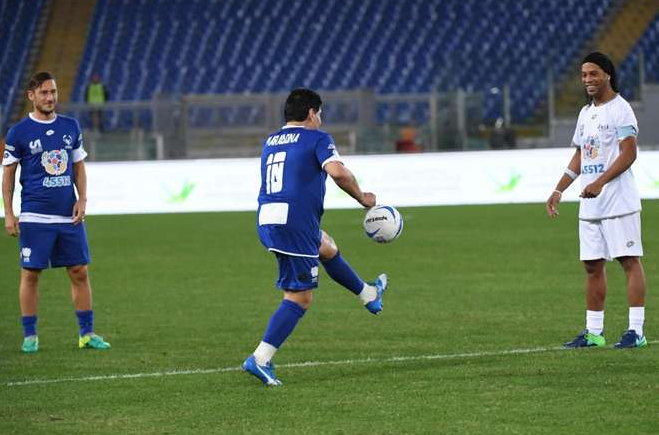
[579, 212, 643, 261]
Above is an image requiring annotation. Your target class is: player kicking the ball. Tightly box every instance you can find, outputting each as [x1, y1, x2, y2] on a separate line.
[2, 72, 110, 353]
[242, 88, 387, 386]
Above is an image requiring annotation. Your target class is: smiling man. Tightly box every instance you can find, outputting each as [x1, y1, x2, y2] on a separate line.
[545, 52, 647, 349]
[2, 72, 110, 353]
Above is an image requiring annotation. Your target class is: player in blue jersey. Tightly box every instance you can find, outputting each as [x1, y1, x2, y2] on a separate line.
[242, 88, 388, 386]
[2, 72, 110, 353]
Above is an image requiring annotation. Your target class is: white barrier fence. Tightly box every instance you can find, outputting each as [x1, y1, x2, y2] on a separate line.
[2, 148, 659, 216]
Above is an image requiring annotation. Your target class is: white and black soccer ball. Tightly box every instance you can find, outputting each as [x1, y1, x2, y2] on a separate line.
[363, 205, 403, 243]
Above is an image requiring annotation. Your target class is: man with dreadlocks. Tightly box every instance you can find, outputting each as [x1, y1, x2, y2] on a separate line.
[545, 52, 648, 349]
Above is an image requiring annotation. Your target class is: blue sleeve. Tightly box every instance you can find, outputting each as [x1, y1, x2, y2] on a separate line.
[73, 118, 83, 149]
[2, 127, 23, 164]
[315, 133, 341, 168]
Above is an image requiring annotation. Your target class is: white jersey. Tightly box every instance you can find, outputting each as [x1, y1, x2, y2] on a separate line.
[572, 94, 640, 220]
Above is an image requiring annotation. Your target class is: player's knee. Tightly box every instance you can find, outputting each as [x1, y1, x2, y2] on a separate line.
[284, 290, 313, 310]
[21, 268, 41, 285]
[319, 231, 338, 261]
[617, 256, 640, 273]
[67, 265, 89, 283]
[583, 260, 605, 275]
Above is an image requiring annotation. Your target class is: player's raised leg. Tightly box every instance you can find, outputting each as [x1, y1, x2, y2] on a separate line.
[319, 231, 387, 314]
[68, 265, 110, 350]
[20, 268, 41, 353]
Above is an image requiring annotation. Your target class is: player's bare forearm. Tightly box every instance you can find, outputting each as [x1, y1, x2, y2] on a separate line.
[2, 163, 17, 215]
[324, 161, 375, 207]
[595, 137, 636, 186]
[73, 161, 88, 202]
[547, 149, 580, 218]
[2, 164, 19, 235]
[72, 161, 88, 224]
[554, 149, 581, 192]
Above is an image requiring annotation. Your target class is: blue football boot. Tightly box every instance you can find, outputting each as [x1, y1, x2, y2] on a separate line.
[364, 273, 388, 315]
[242, 355, 283, 386]
[614, 330, 647, 349]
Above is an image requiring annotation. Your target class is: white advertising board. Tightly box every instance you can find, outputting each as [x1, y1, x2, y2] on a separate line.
[2, 148, 659, 216]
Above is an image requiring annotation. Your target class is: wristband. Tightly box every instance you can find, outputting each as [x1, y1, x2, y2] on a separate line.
[564, 168, 578, 180]
[553, 190, 562, 196]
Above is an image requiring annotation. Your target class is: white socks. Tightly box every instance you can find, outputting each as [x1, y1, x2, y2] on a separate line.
[253, 341, 277, 366]
[629, 307, 645, 337]
[586, 308, 646, 337]
[358, 283, 377, 304]
[586, 310, 604, 335]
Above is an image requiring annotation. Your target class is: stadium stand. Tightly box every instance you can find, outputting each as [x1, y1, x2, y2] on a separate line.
[71, 0, 617, 127]
[0, 0, 44, 130]
[619, 13, 659, 98]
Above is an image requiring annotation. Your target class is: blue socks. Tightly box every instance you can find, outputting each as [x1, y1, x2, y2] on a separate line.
[262, 300, 306, 348]
[321, 251, 364, 295]
[75, 310, 94, 336]
[21, 315, 38, 337]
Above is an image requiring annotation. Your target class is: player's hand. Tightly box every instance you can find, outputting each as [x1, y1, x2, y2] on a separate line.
[360, 192, 376, 208]
[546, 191, 561, 218]
[4, 213, 19, 236]
[580, 181, 603, 199]
[72, 200, 87, 225]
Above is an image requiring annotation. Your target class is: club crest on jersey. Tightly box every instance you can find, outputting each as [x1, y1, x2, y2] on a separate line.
[583, 135, 600, 160]
[41, 149, 68, 175]
[63, 135, 73, 146]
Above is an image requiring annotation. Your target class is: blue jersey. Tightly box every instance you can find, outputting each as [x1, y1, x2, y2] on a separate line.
[257, 126, 341, 257]
[2, 114, 87, 218]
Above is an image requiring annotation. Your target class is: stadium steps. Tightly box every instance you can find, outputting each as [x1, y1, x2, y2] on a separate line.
[554, 0, 659, 117]
[28, 0, 97, 109]
[7, 0, 51, 125]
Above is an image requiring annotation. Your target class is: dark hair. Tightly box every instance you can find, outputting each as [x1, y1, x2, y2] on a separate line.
[284, 88, 322, 122]
[27, 71, 56, 92]
[582, 52, 618, 104]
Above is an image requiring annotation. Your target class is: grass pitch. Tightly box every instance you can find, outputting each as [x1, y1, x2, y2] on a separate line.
[1, 201, 658, 434]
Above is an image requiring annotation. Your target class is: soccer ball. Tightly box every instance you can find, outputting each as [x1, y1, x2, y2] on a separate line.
[363, 205, 403, 243]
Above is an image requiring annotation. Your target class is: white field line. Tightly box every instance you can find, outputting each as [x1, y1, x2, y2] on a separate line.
[6, 341, 657, 387]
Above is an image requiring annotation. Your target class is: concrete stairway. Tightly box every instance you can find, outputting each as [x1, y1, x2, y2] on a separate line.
[554, 0, 659, 117]
[21, 0, 96, 115]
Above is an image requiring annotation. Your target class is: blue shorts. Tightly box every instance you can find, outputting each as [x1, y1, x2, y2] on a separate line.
[274, 253, 319, 291]
[18, 222, 91, 269]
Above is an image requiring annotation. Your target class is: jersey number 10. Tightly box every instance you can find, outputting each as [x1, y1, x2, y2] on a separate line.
[266, 151, 286, 194]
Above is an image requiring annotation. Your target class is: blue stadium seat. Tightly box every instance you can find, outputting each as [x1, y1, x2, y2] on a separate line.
[0, 0, 44, 131]
[71, 0, 621, 129]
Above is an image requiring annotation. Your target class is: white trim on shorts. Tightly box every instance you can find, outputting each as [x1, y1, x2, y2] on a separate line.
[20, 213, 75, 224]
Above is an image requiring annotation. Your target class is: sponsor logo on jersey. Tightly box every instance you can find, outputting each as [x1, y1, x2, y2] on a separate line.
[583, 135, 600, 160]
[29, 139, 43, 154]
[46, 130, 54, 136]
[41, 149, 69, 175]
